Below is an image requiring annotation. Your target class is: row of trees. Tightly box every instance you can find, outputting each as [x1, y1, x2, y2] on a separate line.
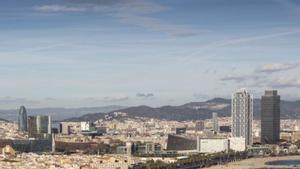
[130, 151, 248, 169]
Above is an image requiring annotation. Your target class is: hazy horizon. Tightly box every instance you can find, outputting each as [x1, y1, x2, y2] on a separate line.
[0, 95, 299, 110]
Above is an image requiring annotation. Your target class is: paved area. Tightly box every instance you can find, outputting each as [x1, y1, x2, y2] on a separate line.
[205, 156, 300, 169]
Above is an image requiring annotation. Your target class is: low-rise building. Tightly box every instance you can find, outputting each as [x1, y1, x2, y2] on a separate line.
[1, 145, 16, 158]
[197, 137, 228, 153]
[229, 137, 246, 152]
[60, 122, 81, 135]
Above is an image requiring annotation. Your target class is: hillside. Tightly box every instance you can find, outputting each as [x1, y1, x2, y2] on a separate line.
[65, 98, 300, 122]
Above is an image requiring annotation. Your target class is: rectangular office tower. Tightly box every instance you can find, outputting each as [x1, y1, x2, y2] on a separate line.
[28, 115, 52, 139]
[232, 88, 253, 145]
[261, 90, 280, 144]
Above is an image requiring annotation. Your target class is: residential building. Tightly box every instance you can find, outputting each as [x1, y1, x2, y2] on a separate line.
[232, 88, 253, 145]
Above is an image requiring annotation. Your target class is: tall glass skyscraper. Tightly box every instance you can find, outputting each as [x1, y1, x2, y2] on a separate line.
[261, 90, 280, 144]
[18, 105, 28, 132]
[232, 89, 253, 145]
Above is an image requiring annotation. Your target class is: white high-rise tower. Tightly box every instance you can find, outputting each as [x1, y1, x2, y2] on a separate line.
[212, 112, 219, 133]
[232, 88, 253, 145]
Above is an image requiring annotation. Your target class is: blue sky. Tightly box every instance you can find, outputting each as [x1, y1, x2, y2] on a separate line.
[0, 0, 300, 108]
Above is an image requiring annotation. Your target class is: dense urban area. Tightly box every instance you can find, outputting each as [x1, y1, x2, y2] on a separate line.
[0, 89, 300, 168]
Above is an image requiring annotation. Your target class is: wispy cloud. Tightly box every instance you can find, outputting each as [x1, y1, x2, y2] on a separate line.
[102, 96, 129, 102]
[33, 5, 86, 12]
[221, 74, 263, 83]
[179, 28, 300, 63]
[221, 62, 300, 89]
[83, 96, 129, 103]
[271, 78, 300, 88]
[33, 0, 199, 37]
[114, 13, 198, 37]
[213, 29, 300, 47]
[136, 93, 154, 98]
[192, 93, 209, 100]
[221, 75, 248, 83]
[256, 63, 299, 73]
[0, 97, 39, 105]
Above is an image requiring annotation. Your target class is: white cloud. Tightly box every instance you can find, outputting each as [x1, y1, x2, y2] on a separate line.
[257, 63, 299, 73]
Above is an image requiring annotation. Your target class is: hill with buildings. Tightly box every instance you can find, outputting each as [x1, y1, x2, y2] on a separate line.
[65, 98, 300, 122]
[2, 98, 299, 122]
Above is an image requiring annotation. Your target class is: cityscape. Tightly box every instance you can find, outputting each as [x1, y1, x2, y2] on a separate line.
[0, 89, 300, 168]
[1, 0, 300, 169]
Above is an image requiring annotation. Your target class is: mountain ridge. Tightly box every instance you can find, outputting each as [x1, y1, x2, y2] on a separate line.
[64, 98, 300, 122]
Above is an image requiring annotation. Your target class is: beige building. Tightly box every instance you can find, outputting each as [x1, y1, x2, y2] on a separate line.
[60, 122, 81, 134]
[1, 145, 16, 158]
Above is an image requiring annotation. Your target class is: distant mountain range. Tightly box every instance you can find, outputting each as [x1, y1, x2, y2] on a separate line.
[1, 98, 300, 122]
[0, 105, 126, 121]
[65, 98, 300, 122]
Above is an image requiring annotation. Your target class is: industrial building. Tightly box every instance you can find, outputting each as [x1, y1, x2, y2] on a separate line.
[167, 134, 246, 153]
[166, 134, 197, 151]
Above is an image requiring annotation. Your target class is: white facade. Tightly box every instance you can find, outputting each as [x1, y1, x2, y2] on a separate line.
[229, 137, 246, 152]
[48, 115, 52, 134]
[126, 142, 133, 156]
[197, 138, 229, 153]
[80, 121, 91, 131]
[232, 88, 253, 145]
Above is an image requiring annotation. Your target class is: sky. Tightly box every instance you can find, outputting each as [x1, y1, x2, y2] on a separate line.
[0, 0, 300, 108]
